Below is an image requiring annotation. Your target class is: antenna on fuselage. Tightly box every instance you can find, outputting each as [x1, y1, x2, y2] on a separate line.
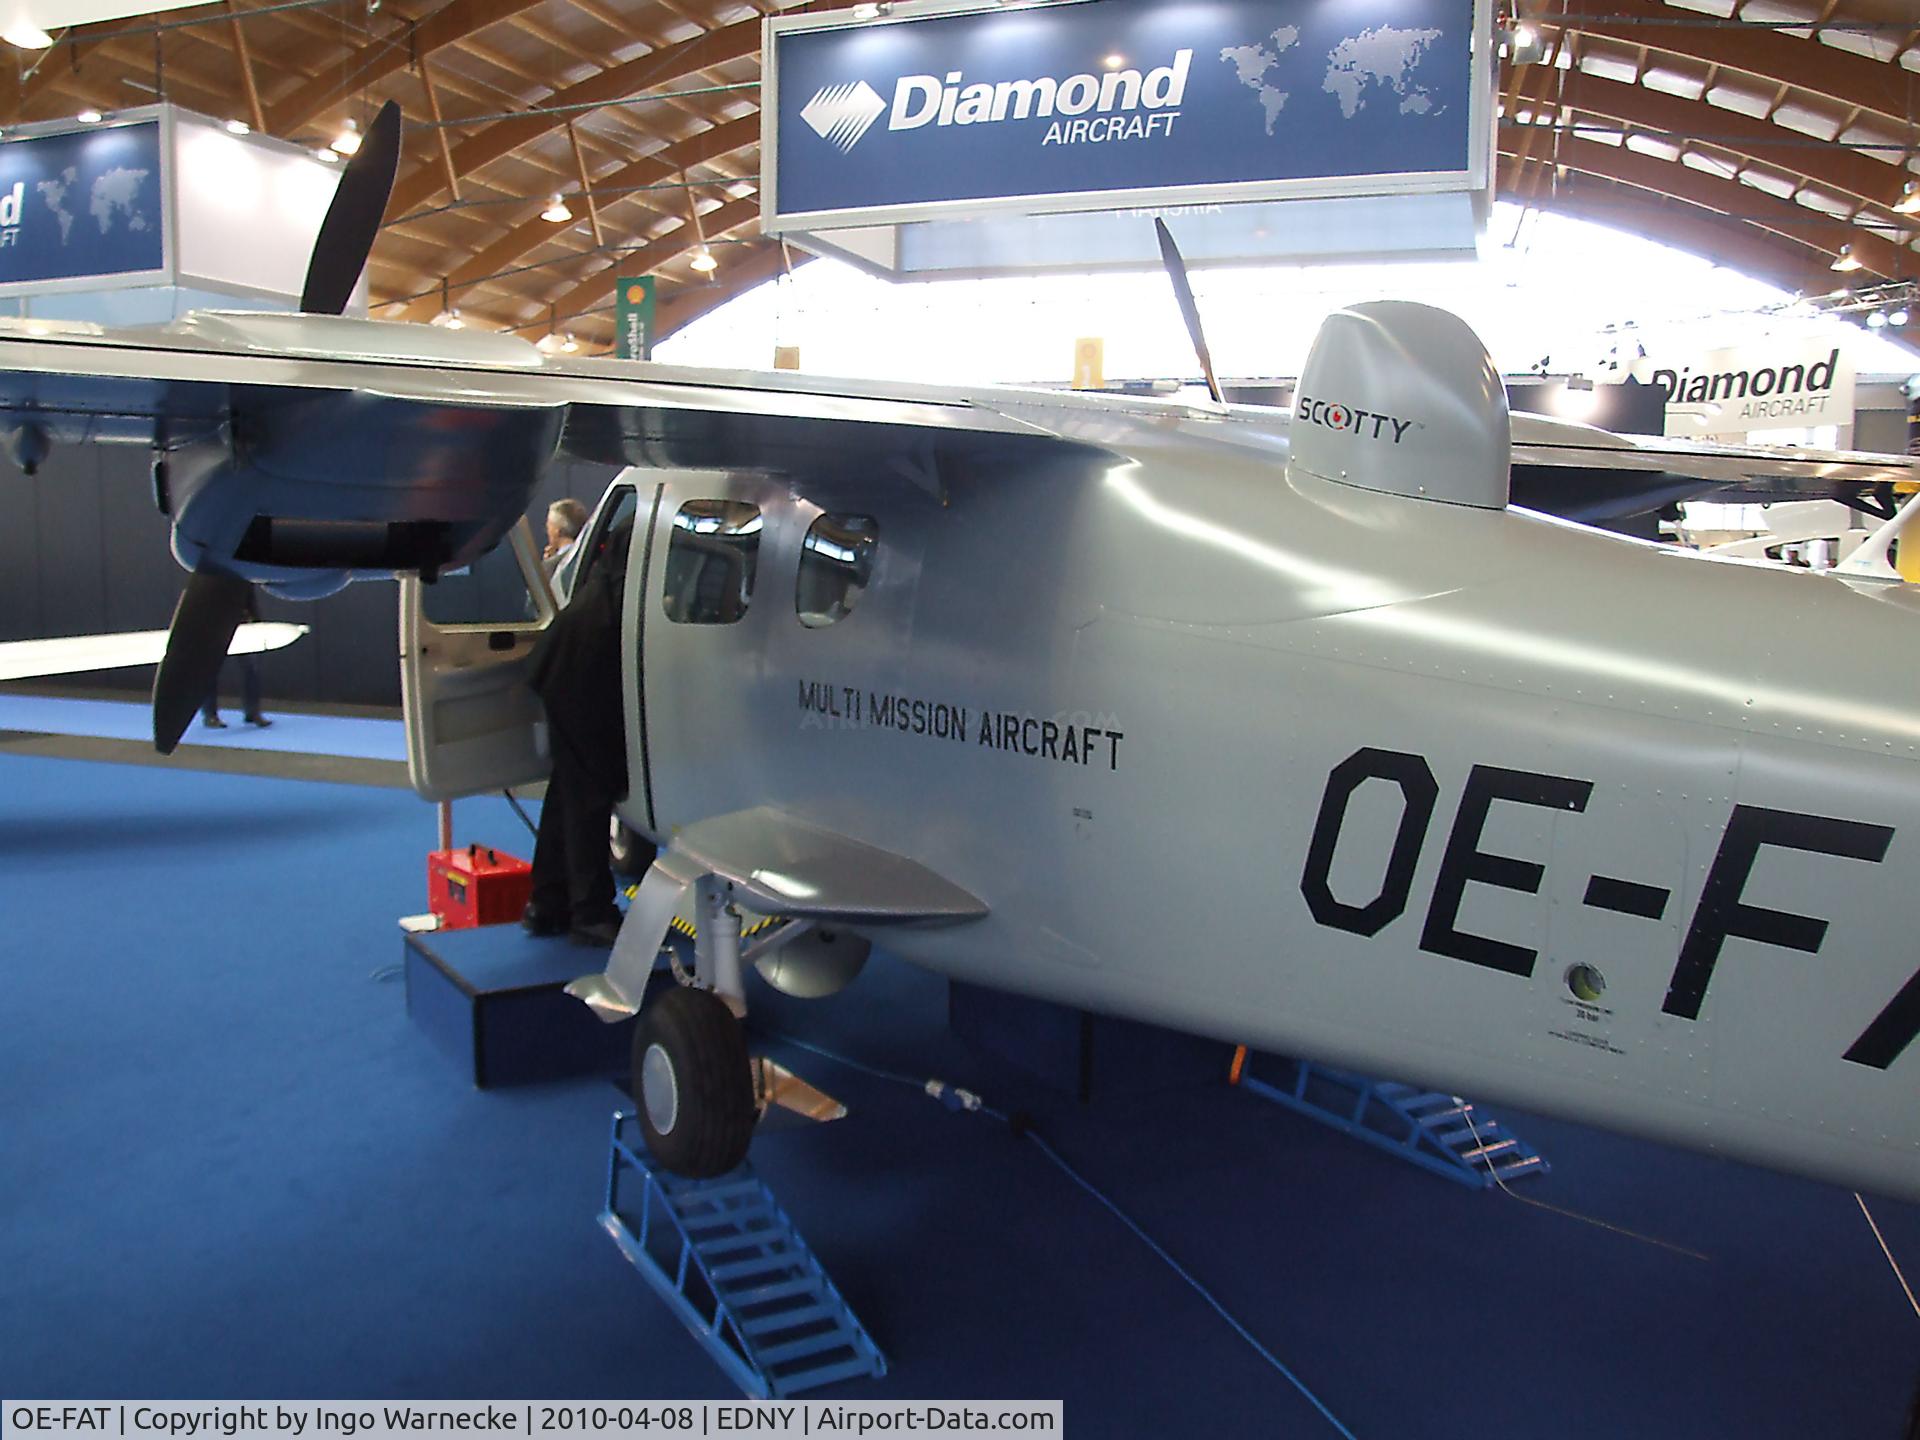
[1153, 218, 1225, 408]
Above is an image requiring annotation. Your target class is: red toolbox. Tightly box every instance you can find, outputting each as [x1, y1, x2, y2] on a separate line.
[428, 845, 534, 929]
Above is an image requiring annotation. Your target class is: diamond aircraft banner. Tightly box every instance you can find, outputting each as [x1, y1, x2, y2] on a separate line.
[768, 0, 1476, 222]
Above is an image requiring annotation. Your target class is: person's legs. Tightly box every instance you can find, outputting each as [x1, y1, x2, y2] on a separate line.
[202, 662, 224, 726]
[558, 770, 620, 942]
[241, 655, 268, 726]
[523, 781, 573, 934]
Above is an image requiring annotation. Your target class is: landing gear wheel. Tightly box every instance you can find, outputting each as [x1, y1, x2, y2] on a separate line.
[610, 818, 654, 878]
[632, 986, 755, 1178]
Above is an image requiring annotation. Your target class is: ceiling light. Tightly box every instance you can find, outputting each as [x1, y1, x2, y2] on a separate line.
[315, 147, 338, 163]
[689, 244, 717, 273]
[541, 194, 572, 223]
[224, 118, 250, 136]
[535, 332, 561, 354]
[561, 333, 578, 353]
[432, 306, 463, 330]
[1830, 244, 1861, 272]
[331, 118, 361, 156]
[1869, 310, 1888, 328]
[1897, 183, 1920, 217]
[850, 2, 889, 17]
[75, 109, 103, 125]
[1103, 53, 1125, 69]
[4, 22, 52, 48]
[1892, 309, 1911, 327]
[1508, 24, 1546, 65]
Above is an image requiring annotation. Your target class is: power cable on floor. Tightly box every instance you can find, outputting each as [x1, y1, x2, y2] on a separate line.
[1855, 1192, 1920, 1322]
[502, 787, 538, 839]
[757, 1028, 1359, 1440]
[1458, 1103, 1712, 1263]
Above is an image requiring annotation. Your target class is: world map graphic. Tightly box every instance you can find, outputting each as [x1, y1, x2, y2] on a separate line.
[1221, 22, 1446, 135]
[35, 163, 152, 245]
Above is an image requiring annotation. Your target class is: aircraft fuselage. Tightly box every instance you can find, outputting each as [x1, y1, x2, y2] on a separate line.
[620, 417, 1920, 1202]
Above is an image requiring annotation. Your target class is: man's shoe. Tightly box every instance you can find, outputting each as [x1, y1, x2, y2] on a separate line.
[568, 916, 622, 948]
[203, 715, 227, 729]
[246, 715, 272, 728]
[520, 901, 571, 937]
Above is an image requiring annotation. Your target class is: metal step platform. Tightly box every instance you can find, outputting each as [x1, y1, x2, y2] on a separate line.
[1232, 1052, 1549, 1190]
[599, 1111, 888, 1398]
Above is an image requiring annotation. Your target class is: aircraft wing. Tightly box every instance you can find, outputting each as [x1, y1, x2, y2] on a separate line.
[663, 806, 989, 921]
[1509, 410, 1919, 521]
[570, 806, 987, 1021]
[0, 310, 1075, 471]
[0, 621, 307, 684]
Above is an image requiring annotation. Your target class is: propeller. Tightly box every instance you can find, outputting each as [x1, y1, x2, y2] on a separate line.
[1153, 217, 1224, 407]
[151, 100, 404, 752]
[299, 100, 403, 315]
[152, 568, 253, 755]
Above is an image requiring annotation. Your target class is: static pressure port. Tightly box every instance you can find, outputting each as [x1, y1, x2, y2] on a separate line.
[1566, 963, 1607, 1004]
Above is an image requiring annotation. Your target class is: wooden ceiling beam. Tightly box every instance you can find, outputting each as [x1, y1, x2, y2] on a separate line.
[393, 112, 757, 320]
[552, 192, 760, 323]
[222, 0, 266, 132]
[655, 238, 797, 343]
[380, 3, 821, 219]
[1498, 130, 1910, 276]
[1550, 0, 1920, 128]
[265, 0, 546, 134]
[1498, 155, 1843, 295]
[1539, 67, 1907, 209]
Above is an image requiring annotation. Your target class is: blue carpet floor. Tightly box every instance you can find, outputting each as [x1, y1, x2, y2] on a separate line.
[0, 694, 406, 761]
[2, 751, 1917, 1435]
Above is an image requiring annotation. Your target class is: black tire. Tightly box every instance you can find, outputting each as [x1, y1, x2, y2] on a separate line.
[610, 819, 655, 878]
[632, 986, 756, 1178]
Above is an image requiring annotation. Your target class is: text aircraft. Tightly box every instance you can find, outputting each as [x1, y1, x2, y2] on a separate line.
[0, 103, 1917, 1197]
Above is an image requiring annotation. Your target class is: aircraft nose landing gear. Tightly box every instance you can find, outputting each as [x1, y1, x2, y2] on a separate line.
[632, 985, 756, 1177]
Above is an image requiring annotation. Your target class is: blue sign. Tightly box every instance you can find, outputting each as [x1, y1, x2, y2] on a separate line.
[0, 122, 165, 287]
[769, 0, 1479, 223]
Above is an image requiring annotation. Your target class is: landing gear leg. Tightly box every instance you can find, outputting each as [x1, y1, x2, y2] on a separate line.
[630, 878, 756, 1177]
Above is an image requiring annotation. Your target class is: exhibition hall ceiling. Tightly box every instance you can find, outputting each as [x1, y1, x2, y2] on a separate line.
[0, 0, 1913, 351]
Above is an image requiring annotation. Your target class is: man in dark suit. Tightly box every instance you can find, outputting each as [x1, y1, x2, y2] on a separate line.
[521, 517, 648, 946]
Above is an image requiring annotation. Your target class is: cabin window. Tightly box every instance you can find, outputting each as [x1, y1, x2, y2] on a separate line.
[663, 499, 761, 624]
[796, 514, 878, 628]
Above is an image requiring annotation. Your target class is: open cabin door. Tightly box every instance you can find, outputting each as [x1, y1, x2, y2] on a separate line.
[400, 518, 556, 802]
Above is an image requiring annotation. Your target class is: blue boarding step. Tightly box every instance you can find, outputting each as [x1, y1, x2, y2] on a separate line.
[599, 1111, 888, 1398]
[1234, 1055, 1549, 1190]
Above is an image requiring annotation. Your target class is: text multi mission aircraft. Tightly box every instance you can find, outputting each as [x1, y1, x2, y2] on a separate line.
[3, 103, 1920, 1194]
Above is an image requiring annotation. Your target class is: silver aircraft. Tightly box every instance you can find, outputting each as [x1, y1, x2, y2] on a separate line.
[1, 104, 1917, 1196]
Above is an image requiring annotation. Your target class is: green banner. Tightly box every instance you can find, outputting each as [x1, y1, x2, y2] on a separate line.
[615, 276, 655, 360]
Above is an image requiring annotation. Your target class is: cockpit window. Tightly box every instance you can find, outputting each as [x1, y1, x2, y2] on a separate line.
[663, 500, 761, 624]
[796, 514, 877, 628]
[562, 486, 638, 602]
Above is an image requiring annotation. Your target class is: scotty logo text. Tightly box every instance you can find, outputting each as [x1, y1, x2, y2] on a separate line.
[1297, 396, 1414, 443]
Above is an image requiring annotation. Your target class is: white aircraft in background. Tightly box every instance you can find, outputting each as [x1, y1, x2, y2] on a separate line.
[0, 622, 305, 685]
[0, 102, 1918, 1205]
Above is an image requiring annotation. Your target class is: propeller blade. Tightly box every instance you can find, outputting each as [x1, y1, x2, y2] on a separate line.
[152, 568, 253, 754]
[1154, 217, 1224, 407]
[298, 99, 403, 316]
